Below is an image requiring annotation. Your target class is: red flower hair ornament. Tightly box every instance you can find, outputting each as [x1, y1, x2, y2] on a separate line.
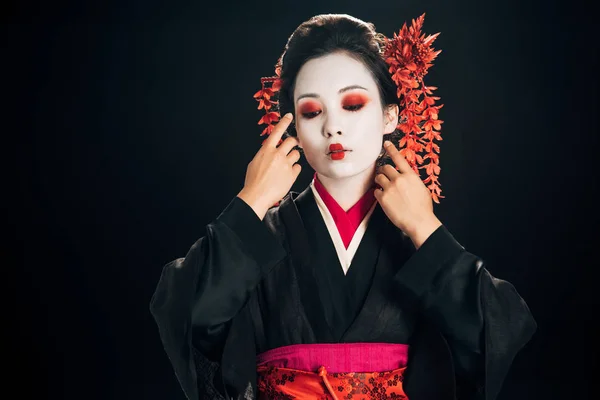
[254, 13, 445, 203]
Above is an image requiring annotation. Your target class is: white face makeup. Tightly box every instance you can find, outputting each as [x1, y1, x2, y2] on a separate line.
[293, 51, 396, 180]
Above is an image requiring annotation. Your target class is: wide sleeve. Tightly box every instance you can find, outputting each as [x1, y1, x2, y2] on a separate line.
[393, 225, 537, 400]
[149, 196, 287, 400]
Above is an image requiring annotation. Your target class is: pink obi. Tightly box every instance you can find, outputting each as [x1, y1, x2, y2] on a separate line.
[256, 342, 410, 373]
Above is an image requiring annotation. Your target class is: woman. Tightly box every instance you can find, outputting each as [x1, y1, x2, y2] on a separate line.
[150, 13, 536, 400]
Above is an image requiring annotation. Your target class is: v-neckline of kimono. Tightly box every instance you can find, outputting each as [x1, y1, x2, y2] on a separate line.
[280, 186, 388, 342]
[310, 180, 377, 277]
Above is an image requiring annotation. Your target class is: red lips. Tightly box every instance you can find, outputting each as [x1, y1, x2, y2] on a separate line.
[328, 143, 347, 160]
[329, 143, 345, 152]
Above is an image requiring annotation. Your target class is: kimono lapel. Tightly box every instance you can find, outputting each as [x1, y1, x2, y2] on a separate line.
[337, 204, 392, 341]
[278, 189, 335, 342]
[279, 185, 390, 342]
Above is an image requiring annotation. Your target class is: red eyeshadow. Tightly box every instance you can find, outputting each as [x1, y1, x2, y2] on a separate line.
[342, 93, 370, 107]
[298, 101, 321, 114]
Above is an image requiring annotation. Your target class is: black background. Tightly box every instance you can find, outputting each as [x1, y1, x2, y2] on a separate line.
[8, 0, 598, 398]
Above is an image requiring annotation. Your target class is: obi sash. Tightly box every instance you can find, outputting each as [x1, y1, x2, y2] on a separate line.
[256, 343, 410, 399]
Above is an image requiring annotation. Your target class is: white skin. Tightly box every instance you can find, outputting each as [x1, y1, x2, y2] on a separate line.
[293, 51, 399, 211]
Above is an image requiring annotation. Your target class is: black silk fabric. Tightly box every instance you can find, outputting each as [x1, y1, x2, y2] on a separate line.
[150, 185, 537, 400]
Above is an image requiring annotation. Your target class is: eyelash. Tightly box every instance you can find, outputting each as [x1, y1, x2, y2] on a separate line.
[301, 103, 365, 119]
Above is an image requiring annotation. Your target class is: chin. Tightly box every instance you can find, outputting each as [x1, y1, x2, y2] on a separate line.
[314, 162, 376, 181]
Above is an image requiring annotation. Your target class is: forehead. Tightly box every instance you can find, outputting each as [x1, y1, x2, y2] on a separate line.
[293, 52, 378, 99]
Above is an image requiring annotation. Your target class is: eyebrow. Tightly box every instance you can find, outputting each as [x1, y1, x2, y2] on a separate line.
[296, 85, 369, 102]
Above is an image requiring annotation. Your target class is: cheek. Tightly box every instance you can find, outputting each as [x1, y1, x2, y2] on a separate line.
[296, 121, 321, 149]
[351, 109, 386, 160]
[354, 108, 386, 140]
[296, 128, 324, 168]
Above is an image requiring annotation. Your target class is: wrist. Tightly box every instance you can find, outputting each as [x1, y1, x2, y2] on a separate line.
[237, 188, 269, 220]
[406, 215, 442, 249]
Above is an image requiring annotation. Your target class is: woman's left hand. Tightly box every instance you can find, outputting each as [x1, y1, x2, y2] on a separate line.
[374, 141, 442, 248]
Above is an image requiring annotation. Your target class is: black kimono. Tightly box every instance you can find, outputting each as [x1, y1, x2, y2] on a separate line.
[149, 184, 536, 400]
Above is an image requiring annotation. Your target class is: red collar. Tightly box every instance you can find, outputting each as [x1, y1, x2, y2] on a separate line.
[312, 172, 376, 249]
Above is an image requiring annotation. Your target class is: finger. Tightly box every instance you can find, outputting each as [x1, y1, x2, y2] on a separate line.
[287, 149, 301, 164]
[373, 186, 383, 202]
[383, 141, 412, 173]
[379, 164, 400, 181]
[278, 135, 300, 155]
[292, 163, 302, 177]
[374, 173, 391, 189]
[264, 113, 293, 148]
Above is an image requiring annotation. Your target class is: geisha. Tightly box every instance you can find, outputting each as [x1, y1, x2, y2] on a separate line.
[150, 13, 536, 400]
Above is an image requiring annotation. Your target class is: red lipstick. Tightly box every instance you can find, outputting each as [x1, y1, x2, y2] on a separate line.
[328, 143, 347, 160]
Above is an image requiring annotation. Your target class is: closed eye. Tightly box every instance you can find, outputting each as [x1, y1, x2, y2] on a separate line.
[342, 93, 370, 112]
[299, 100, 322, 119]
[302, 110, 322, 119]
[343, 104, 365, 112]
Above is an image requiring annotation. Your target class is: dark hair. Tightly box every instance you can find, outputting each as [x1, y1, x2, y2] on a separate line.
[277, 14, 400, 165]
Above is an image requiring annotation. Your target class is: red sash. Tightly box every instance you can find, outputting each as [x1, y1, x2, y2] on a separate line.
[257, 365, 408, 399]
[257, 343, 410, 399]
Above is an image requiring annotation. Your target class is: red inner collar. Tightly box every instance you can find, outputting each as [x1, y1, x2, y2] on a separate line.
[312, 172, 376, 249]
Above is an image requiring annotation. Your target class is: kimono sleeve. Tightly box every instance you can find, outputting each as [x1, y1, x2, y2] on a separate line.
[149, 196, 287, 400]
[393, 225, 537, 400]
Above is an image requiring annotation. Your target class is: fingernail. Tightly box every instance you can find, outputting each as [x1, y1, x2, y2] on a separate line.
[285, 113, 293, 119]
[383, 140, 392, 147]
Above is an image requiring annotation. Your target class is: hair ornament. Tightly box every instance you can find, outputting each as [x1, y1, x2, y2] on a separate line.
[382, 13, 444, 203]
[254, 64, 283, 143]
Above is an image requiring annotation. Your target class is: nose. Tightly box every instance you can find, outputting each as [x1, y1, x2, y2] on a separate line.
[322, 111, 344, 138]
[325, 129, 343, 137]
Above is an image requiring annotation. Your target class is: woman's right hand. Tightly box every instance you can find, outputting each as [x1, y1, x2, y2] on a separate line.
[237, 113, 301, 220]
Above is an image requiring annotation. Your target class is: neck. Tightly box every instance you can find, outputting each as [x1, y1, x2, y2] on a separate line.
[316, 165, 376, 211]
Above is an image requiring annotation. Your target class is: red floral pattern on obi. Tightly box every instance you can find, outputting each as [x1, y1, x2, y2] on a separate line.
[257, 365, 408, 400]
